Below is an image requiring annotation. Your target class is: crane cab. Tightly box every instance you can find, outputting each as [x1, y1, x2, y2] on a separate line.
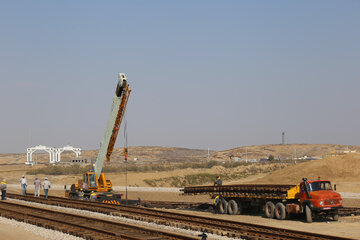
[83, 171, 113, 192]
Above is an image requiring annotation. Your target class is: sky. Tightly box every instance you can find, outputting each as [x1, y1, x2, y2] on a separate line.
[0, 1, 359, 153]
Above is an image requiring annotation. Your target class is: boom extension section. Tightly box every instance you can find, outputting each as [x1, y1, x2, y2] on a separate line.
[94, 73, 131, 178]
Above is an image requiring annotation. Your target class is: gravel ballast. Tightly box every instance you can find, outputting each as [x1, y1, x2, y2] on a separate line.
[0, 215, 83, 240]
[8, 198, 237, 240]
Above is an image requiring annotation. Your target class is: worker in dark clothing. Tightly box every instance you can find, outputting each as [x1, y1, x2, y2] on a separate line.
[0, 179, 7, 200]
[214, 176, 222, 186]
[198, 231, 208, 240]
[213, 195, 221, 213]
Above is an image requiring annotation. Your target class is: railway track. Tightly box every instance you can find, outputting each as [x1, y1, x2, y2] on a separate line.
[6, 193, 355, 240]
[140, 200, 206, 209]
[338, 207, 360, 216]
[0, 200, 197, 240]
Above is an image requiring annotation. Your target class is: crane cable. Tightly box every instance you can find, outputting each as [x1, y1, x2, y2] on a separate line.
[124, 111, 128, 204]
[124, 112, 128, 161]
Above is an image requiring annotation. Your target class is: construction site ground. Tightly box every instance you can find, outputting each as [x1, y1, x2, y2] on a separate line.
[1, 152, 360, 239]
[1, 186, 360, 240]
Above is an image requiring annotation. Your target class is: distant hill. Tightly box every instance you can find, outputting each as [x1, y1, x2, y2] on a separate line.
[211, 144, 360, 161]
[0, 146, 212, 165]
[248, 153, 360, 193]
[1, 144, 359, 165]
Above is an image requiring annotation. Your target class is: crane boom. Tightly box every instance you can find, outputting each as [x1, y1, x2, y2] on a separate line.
[94, 73, 131, 178]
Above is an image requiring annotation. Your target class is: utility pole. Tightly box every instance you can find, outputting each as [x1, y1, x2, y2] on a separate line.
[245, 147, 248, 163]
[207, 147, 210, 161]
[282, 132, 285, 145]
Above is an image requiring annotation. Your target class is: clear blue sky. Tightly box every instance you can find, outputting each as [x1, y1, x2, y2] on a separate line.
[0, 1, 359, 153]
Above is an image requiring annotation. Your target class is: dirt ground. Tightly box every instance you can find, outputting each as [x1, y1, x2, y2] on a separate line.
[1, 152, 360, 239]
[0, 223, 48, 240]
[169, 208, 360, 239]
[3, 189, 360, 240]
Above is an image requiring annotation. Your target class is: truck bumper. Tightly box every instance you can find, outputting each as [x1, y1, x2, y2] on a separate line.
[312, 206, 343, 212]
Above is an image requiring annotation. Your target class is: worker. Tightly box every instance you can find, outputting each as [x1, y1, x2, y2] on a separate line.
[34, 177, 41, 197]
[0, 179, 7, 200]
[19, 175, 28, 195]
[213, 195, 222, 214]
[214, 176, 222, 186]
[198, 231, 208, 240]
[42, 177, 51, 198]
[90, 191, 97, 201]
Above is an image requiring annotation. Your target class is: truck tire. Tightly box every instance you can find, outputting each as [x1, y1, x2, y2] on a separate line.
[264, 201, 275, 218]
[218, 199, 228, 214]
[236, 200, 243, 215]
[305, 205, 312, 223]
[275, 202, 286, 220]
[227, 200, 238, 215]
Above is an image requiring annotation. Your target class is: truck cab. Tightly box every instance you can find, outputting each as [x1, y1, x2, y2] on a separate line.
[300, 178, 343, 222]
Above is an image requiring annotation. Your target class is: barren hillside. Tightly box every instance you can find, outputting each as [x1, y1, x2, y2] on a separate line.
[0, 146, 212, 165]
[1, 144, 359, 165]
[249, 153, 360, 192]
[1, 146, 360, 192]
[211, 144, 360, 161]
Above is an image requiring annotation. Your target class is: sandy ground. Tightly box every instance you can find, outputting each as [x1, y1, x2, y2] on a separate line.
[0, 222, 48, 240]
[2, 172, 360, 240]
[2, 188, 360, 240]
[168, 208, 360, 239]
[2, 153, 360, 239]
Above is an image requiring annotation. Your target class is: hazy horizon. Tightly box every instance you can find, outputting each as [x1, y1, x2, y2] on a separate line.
[1, 143, 358, 155]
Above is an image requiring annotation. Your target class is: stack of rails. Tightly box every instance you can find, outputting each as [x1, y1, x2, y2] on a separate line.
[181, 184, 297, 199]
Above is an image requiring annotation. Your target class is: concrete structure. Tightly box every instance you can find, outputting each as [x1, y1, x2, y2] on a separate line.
[26, 145, 55, 165]
[55, 145, 81, 163]
[26, 145, 81, 165]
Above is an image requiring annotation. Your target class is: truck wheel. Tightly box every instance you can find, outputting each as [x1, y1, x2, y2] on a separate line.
[333, 214, 339, 221]
[264, 201, 275, 218]
[218, 199, 228, 214]
[275, 202, 286, 220]
[236, 200, 243, 215]
[227, 200, 238, 215]
[305, 205, 312, 223]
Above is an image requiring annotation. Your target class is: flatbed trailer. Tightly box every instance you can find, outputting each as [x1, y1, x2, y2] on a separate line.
[183, 184, 299, 199]
[181, 178, 343, 223]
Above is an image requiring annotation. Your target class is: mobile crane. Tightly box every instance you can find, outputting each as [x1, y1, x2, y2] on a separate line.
[65, 73, 131, 204]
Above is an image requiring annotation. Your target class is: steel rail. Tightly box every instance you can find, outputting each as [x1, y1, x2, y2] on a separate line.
[0, 200, 197, 240]
[7, 193, 355, 240]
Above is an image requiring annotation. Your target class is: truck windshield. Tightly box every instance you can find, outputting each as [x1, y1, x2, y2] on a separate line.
[309, 181, 332, 191]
